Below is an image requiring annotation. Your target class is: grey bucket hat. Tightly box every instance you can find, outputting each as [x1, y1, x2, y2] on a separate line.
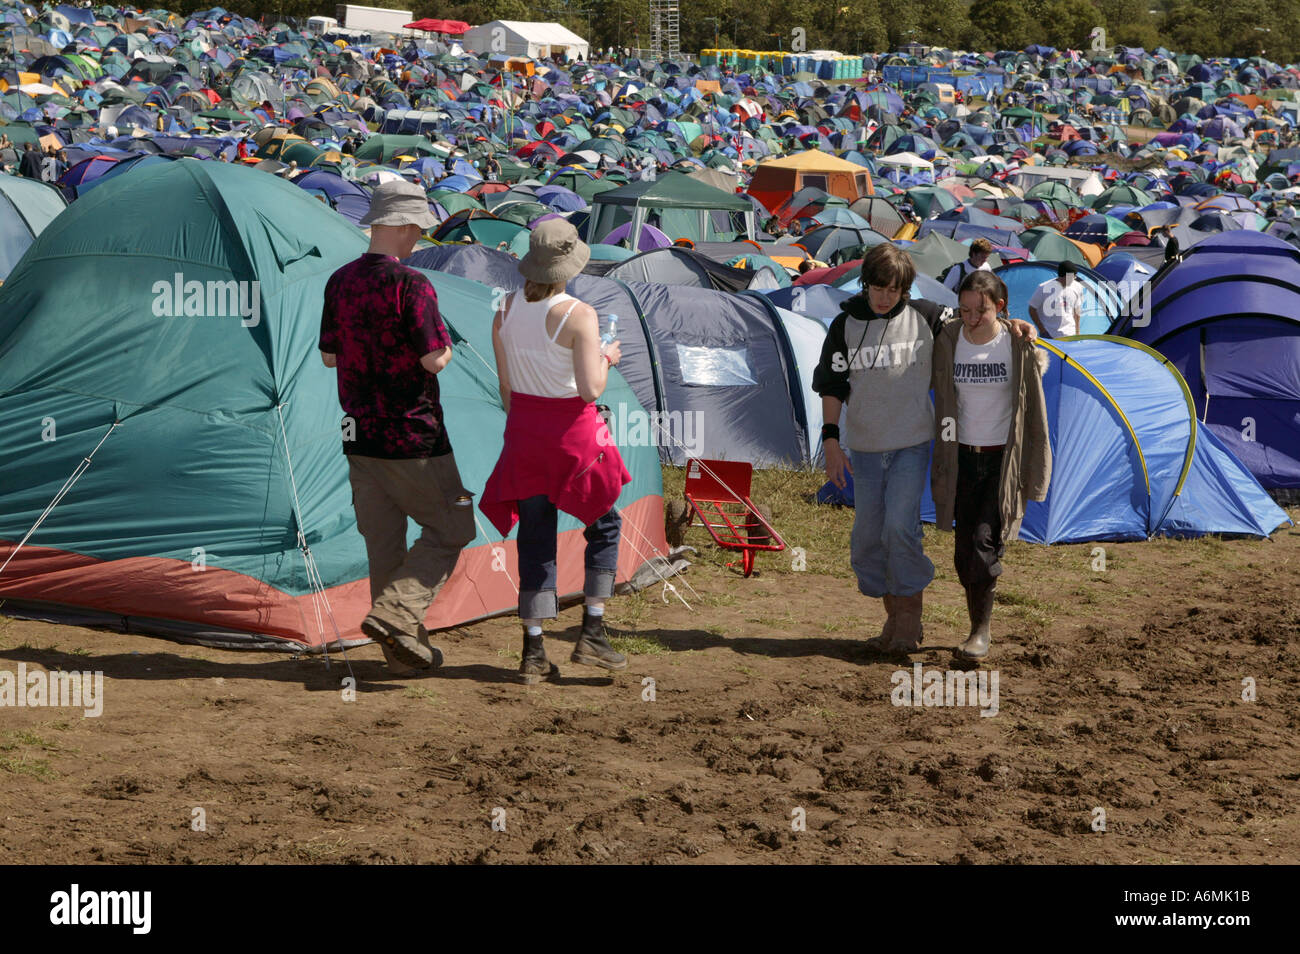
[359, 178, 437, 229]
[518, 218, 590, 283]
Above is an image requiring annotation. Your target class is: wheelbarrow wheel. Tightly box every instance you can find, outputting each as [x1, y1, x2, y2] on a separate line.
[665, 499, 690, 548]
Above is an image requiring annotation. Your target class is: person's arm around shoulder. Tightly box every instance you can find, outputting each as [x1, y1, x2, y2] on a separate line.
[1009, 317, 1038, 340]
[565, 300, 620, 403]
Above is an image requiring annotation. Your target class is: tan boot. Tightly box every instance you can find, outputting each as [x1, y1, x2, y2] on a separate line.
[890, 591, 925, 652]
[376, 624, 443, 675]
[863, 595, 896, 651]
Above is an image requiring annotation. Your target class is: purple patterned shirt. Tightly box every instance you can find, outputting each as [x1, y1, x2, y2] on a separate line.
[319, 253, 453, 459]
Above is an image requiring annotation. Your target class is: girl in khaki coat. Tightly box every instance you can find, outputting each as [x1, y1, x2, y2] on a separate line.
[931, 271, 1053, 660]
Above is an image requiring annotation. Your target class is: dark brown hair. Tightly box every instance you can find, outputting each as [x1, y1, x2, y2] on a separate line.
[859, 242, 915, 296]
[957, 269, 1009, 316]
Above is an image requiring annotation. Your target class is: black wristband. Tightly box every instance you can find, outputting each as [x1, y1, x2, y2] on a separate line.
[821, 423, 840, 443]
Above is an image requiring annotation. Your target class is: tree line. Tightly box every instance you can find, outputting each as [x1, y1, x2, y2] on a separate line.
[176, 0, 1300, 63]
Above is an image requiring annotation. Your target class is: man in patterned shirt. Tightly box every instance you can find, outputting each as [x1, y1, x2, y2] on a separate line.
[319, 180, 475, 674]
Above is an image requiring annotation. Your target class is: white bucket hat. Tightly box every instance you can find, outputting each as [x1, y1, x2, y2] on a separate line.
[360, 178, 437, 229]
[518, 218, 590, 283]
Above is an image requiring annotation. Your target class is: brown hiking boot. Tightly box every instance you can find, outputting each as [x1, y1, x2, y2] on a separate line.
[863, 595, 897, 652]
[888, 591, 925, 653]
[377, 624, 443, 675]
[362, 615, 434, 670]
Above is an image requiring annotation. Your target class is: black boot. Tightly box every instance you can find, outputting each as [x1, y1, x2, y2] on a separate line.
[956, 584, 995, 661]
[519, 629, 559, 685]
[571, 610, 628, 670]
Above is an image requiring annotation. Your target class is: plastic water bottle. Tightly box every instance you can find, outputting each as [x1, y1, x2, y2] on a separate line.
[600, 314, 619, 348]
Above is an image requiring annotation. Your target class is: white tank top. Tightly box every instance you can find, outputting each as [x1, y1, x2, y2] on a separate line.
[499, 291, 581, 399]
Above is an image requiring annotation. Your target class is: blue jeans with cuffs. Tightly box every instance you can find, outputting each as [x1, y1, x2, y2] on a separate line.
[848, 442, 935, 598]
[516, 494, 621, 619]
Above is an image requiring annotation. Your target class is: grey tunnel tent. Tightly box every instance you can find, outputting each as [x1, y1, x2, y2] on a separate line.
[408, 244, 811, 467]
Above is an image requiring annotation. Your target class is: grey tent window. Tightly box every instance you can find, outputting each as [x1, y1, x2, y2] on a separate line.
[677, 344, 757, 386]
[801, 174, 828, 192]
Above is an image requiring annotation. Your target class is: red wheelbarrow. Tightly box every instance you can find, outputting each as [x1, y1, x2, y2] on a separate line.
[681, 458, 785, 577]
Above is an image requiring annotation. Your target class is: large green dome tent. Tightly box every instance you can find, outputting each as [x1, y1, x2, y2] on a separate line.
[0, 161, 666, 650]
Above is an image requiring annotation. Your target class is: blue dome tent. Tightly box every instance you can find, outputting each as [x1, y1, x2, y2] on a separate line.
[820, 338, 1288, 542]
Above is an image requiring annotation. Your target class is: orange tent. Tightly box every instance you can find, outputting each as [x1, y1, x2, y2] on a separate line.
[746, 150, 873, 214]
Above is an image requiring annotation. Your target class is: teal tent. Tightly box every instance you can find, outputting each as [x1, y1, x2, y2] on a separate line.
[0, 161, 665, 650]
[0, 175, 67, 280]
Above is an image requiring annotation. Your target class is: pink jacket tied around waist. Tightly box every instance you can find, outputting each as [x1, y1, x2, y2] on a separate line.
[479, 392, 632, 536]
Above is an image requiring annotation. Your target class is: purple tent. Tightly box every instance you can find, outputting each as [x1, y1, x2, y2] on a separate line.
[1111, 231, 1300, 491]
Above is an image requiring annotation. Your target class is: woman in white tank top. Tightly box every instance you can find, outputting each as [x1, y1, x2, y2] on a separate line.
[481, 218, 632, 685]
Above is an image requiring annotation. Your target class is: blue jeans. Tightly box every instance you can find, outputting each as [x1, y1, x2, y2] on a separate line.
[849, 443, 934, 598]
[516, 495, 621, 619]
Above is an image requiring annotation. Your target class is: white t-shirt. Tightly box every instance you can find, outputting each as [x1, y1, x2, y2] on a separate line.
[1028, 277, 1083, 337]
[954, 325, 1014, 446]
[943, 257, 993, 291]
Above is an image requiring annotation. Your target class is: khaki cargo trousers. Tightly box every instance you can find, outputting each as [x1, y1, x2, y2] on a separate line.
[348, 453, 476, 635]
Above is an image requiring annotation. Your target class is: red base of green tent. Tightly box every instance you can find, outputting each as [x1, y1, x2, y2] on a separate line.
[0, 496, 666, 651]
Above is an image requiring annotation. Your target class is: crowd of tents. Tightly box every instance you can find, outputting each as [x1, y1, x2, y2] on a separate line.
[0, 4, 1296, 648]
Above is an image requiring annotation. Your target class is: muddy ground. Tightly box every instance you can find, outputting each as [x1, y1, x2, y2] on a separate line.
[1, 474, 1297, 865]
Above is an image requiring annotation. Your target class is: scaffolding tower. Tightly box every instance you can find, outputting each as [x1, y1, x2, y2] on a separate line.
[648, 0, 680, 60]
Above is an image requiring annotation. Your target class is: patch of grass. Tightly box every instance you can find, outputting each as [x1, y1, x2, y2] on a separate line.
[68, 647, 92, 657]
[4, 730, 60, 751]
[923, 602, 965, 632]
[609, 634, 670, 656]
[0, 730, 61, 779]
[798, 705, 836, 721]
[612, 589, 650, 627]
[0, 753, 56, 780]
[403, 686, 439, 704]
[1069, 586, 1099, 605]
[296, 836, 347, 860]
[734, 664, 758, 677]
[748, 613, 800, 629]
